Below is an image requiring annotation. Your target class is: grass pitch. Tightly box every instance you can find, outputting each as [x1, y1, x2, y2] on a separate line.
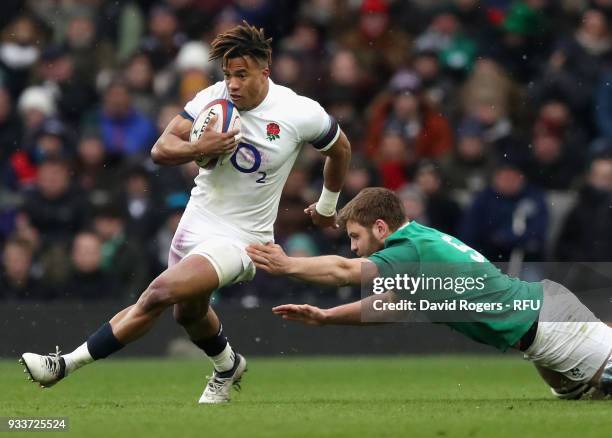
[1, 356, 611, 437]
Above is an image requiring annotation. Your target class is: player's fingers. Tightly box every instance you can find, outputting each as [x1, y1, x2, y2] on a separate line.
[247, 253, 269, 265]
[204, 114, 218, 130]
[219, 130, 240, 142]
[273, 304, 299, 313]
[257, 244, 276, 254]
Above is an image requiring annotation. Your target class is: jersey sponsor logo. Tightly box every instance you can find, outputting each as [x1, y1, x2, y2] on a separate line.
[229, 142, 267, 184]
[266, 122, 280, 141]
[230, 142, 261, 173]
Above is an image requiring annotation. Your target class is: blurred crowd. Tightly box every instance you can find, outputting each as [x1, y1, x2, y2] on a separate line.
[2, 0, 612, 305]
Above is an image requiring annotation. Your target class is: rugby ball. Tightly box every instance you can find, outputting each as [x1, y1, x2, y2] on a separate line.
[190, 99, 241, 169]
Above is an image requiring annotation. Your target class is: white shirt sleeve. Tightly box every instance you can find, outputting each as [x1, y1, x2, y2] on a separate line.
[295, 97, 340, 152]
[183, 82, 226, 120]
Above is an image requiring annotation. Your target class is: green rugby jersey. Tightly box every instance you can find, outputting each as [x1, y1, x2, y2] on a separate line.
[367, 221, 543, 351]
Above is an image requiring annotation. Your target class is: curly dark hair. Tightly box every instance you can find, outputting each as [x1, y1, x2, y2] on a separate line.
[209, 20, 272, 67]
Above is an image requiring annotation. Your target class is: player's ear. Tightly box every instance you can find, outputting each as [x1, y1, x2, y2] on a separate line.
[373, 219, 389, 238]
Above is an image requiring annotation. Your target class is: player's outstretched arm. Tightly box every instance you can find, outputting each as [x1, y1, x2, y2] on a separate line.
[151, 114, 240, 166]
[306, 130, 352, 228]
[273, 292, 397, 326]
[246, 242, 370, 287]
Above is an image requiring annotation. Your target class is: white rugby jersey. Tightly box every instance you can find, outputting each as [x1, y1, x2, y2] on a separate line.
[181, 79, 340, 243]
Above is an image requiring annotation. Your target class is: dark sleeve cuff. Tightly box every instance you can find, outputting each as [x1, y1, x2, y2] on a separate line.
[179, 110, 194, 121]
[311, 116, 339, 150]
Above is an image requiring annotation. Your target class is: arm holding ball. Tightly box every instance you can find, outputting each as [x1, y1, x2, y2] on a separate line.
[151, 114, 240, 166]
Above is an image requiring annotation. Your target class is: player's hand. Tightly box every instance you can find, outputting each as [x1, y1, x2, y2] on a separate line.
[192, 114, 241, 158]
[304, 203, 338, 229]
[246, 242, 292, 275]
[272, 304, 329, 326]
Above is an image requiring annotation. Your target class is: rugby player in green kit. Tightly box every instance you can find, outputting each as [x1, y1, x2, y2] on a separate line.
[246, 188, 612, 400]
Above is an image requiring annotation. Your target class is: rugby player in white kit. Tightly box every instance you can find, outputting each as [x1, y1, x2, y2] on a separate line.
[20, 22, 351, 404]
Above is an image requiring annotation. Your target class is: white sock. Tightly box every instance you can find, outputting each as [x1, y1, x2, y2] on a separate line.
[208, 343, 235, 373]
[62, 342, 94, 375]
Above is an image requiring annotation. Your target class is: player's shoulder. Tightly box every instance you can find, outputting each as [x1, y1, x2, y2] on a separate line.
[184, 81, 228, 119]
[268, 81, 328, 130]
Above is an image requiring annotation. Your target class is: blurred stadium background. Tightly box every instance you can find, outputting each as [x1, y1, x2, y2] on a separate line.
[2, 0, 612, 357]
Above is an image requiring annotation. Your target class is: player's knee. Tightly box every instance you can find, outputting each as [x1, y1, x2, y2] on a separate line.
[138, 277, 177, 314]
[173, 305, 206, 327]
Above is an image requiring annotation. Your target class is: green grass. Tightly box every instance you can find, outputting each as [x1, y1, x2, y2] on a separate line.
[1, 356, 611, 437]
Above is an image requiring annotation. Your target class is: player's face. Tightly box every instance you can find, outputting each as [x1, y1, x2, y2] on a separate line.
[346, 220, 386, 257]
[223, 56, 270, 111]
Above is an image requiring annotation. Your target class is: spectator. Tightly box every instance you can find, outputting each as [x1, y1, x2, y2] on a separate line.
[36, 44, 97, 129]
[93, 203, 150, 299]
[88, 77, 157, 161]
[460, 59, 526, 160]
[21, 157, 87, 244]
[0, 86, 28, 191]
[173, 42, 212, 105]
[140, 3, 187, 70]
[556, 155, 612, 261]
[397, 185, 427, 223]
[62, 11, 115, 86]
[534, 8, 612, 129]
[0, 236, 46, 300]
[460, 161, 549, 262]
[278, 19, 326, 96]
[487, 1, 550, 82]
[0, 87, 22, 165]
[29, 118, 72, 164]
[414, 161, 462, 235]
[0, 15, 45, 97]
[377, 131, 415, 190]
[74, 134, 119, 205]
[124, 52, 157, 117]
[17, 86, 57, 148]
[120, 164, 162, 243]
[61, 231, 117, 300]
[415, 7, 477, 77]
[524, 101, 585, 190]
[411, 48, 457, 116]
[440, 117, 495, 194]
[366, 70, 453, 161]
[338, 0, 411, 86]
